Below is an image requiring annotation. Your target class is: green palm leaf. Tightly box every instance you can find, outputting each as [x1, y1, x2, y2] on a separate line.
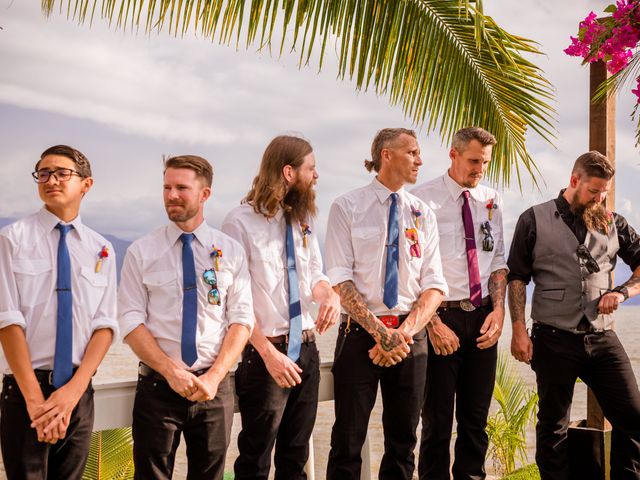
[83, 427, 135, 480]
[40, 0, 556, 187]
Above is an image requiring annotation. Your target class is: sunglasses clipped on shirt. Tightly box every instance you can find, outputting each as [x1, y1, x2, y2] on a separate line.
[576, 244, 600, 274]
[202, 269, 221, 306]
[32, 168, 83, 184]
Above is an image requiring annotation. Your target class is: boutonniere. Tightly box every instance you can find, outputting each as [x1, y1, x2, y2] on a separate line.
[607, 211, 614, 228]
[301, 223, 312, 248]
[410, 205, 422, 228]
[95, 245, 109, 273]
[486, 198, 498, 221]
[210, 245, 222, 271]
[405, 228, 422, 258]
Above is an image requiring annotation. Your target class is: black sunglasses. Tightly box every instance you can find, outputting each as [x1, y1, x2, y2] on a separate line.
[576, 244, 600, 274]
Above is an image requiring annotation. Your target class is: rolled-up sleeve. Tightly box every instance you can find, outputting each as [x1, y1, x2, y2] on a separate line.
[91, 242, 119, 340]
[490, 192, 509, 273]
[325, 200, 354, 286]
[224, 249, 255, 332]
[117, 246, 148, 340]
[419, 207, 449, 296]
[0, 235, 26, 330]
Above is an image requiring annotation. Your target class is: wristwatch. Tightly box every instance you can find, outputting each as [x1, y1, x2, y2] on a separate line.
[612, 285, 629, 302]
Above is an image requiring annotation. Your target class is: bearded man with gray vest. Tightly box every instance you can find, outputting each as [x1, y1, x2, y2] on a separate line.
[508, 151, 640, 480]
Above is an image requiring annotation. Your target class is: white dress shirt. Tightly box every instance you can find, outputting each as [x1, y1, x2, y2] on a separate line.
[412, 173, 508, 301]
[325, 178, 448, 316]
[221, 204, 330, 336]
[118, 220, 254, 371]
[0, 208, 119, 374]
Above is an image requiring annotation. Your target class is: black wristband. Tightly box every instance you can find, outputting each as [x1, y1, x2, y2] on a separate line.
[612, 285, 629, 302]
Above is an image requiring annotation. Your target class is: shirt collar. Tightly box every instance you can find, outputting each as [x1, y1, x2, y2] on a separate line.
[443, 170, 482, 202]
[37, 206, 85, 241]
[168, 220, 209, 248]
[371, 177, 406, 204]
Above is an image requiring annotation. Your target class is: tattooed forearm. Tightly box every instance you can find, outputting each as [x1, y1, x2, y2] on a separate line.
[622, 266, 640, 297]
[336, 281, 401, 351]
[508, 280, 527, 325]
[488, 268, 508, 310]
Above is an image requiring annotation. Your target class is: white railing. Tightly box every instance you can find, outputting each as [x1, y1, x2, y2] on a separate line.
[93, 361, 372, 480]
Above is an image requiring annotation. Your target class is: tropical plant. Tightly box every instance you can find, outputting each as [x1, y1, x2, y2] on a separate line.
[502, 463, 540, 480]
[40, 0, 555, 187]
[82, 427, 134, 480]
[486, 350, 538, 477]
[565, 0, 640, 142]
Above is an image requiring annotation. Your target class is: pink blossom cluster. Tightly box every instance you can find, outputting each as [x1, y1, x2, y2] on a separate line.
[565, 1, 640, 101]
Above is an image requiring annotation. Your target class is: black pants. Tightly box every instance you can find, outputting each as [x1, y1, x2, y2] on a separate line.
[0, 374, 94, 480]
[419, 305, 497, 480]
[327, 322, 429, 480]
[234, 341, 320, 480]
[531, 324, 640, 480]
[131, 372, 234, 480]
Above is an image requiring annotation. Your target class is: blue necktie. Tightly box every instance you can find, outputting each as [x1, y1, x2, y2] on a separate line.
[53, 223, 74, 388]
[383, 193, 399, 309]
[180, 233, 198, 367]
[285, 221, 303, 361]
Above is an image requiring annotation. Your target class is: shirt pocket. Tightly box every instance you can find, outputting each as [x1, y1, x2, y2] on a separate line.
[352, 227, 383, 267]
[212, 270, 234, 308]
[78, 266, 108, 318]
[12, 259, 53, 309]
[143, 270, 178, 313]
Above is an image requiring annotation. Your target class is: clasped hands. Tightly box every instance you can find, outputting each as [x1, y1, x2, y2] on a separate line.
[29, 382, 85, 445]
[368, 328, 413, 367]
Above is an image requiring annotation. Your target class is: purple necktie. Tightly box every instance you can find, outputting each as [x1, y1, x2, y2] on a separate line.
[462, 191, 482, 307]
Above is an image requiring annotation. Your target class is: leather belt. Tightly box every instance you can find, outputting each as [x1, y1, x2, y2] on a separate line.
[439, 296, 491, 312]
[340, 314, 409, 328]
[138, 362, 210, 382]
[533, 322, 606, 335]
[266, 329, 315, 345]
[5, 368, 80, 387]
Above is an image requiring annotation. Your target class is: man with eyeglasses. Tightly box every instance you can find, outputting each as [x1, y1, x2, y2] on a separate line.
[118, 155, 253, 479]
[221, 135, 340, 480]
[0, 145, 118, 479]
[508, 151, 640, 479]
[411, 127, 508, 480]
[325, 128, 447, 479]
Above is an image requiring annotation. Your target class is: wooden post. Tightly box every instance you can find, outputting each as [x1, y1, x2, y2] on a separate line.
[587, 60, 615, 430]
[567, 58, 616, 480]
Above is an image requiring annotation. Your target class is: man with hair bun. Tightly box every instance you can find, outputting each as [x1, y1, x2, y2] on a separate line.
[223, 134, 340, 480]
[118, 155, 254, 479]
[325, 128, 448, 479]
[509, 151, 640, 479]
[0, 145, 118, 479]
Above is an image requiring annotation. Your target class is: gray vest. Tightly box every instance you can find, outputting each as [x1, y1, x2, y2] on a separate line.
[530, 199, 618, 332]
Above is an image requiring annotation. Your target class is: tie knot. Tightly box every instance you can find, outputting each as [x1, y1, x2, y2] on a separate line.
[55, 223, 74, 237]
[390, 192, 398, 202]
[462, 190, 470, 200]
[180, 233, 195, 245]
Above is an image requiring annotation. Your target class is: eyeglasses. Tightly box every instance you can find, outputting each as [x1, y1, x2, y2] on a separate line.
[576, 244, 600, 274]
[32, 168, 83, 184]
[202, 269, 221, 306]
[480, 221, 494, 252]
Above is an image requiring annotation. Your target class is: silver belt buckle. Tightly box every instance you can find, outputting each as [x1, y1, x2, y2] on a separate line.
[459, 299, 476, 312]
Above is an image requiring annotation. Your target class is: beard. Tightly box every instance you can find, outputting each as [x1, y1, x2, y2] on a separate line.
[570, 192, 610, 233]
[165, 202, 199, 223]
[283, 179, 317, 224]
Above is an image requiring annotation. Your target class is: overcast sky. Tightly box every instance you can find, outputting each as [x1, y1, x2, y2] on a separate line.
[1, 0, 639, 244]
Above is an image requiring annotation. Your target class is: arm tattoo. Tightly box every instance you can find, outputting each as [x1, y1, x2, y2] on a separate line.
[508, 280, 527, 326]
[622, 267, 640, 296]
[488, 268, 508, 310]
[336, 281, 401, 351]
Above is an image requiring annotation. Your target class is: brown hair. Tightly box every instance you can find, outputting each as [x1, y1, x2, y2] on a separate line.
[164, 155, 213, 187]
[572, 151, 615, 180]
[452, 127, 497, 152]
[36, 145, 92, 177]
[244, 135, 316, 222]
[365, 128, 417, 173]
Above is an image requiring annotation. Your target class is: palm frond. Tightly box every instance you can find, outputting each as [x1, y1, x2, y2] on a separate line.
[83, 427, 134, 480]
[41, 0, 556, 187]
